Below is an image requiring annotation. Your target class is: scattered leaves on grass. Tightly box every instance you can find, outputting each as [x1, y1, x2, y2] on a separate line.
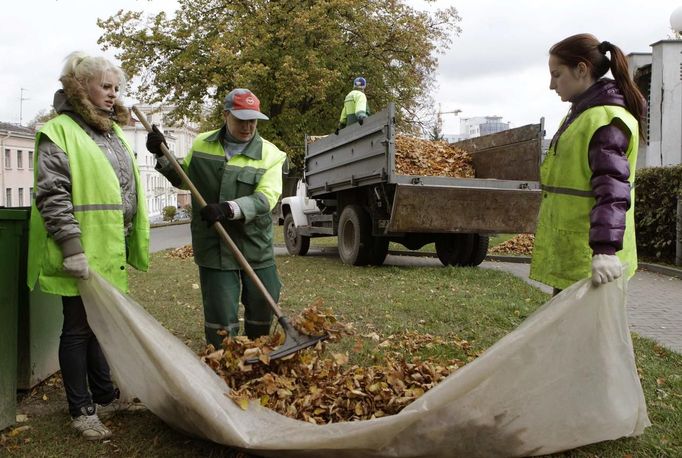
[395, 134, 475, 178]
[201, 300, 469, 424]
[8, 426, 31, 437]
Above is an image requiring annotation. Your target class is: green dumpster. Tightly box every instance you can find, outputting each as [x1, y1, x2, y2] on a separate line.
[0, 207, 62, 431]
[0, 208, 26, 430]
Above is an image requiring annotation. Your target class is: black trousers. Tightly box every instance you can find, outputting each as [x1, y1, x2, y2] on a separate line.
[60, 295, 116, 417]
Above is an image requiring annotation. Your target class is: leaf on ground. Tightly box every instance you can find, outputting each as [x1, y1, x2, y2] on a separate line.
[203, 302, 469, 423]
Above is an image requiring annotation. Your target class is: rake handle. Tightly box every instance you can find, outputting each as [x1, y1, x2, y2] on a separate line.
[132, 105, 284, 319]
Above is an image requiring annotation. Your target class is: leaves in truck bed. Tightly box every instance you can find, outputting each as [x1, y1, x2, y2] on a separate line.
[395, 134, 475, 178]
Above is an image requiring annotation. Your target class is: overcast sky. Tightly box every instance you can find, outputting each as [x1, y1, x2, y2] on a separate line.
[1, 0, 680, 138]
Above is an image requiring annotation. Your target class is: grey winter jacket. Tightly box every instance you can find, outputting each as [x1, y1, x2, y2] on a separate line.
[35, 90, 137, 257]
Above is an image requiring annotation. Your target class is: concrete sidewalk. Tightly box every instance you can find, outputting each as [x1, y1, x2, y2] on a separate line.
[459, 260, 682, 354]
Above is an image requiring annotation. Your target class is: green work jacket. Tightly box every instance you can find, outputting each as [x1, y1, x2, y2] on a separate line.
[339, 90, 368, 126]
[167, 127, 287, 270]
[27, 114, 149, 296]
[529, 105, 639, 289]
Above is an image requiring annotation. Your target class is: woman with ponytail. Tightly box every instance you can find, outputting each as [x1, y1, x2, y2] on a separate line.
[529, 34, 646, 293]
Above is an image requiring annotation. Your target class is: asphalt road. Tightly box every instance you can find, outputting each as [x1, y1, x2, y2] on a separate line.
[150, 223, 192, 253]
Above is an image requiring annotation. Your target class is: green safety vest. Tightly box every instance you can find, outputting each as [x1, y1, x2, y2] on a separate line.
[27, 114, 149, 296]
[529, 105, 639, 290]
[339, 90, 368, 126]
[179, 129, 287, 270]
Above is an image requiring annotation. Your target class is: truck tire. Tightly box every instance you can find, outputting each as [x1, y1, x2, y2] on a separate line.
[435, 233, 475, 267]
[465, 234, 489, 266]
[368, 237, 389, 266]
[338, 205, 372, 266]
[283, 213, 310, 256]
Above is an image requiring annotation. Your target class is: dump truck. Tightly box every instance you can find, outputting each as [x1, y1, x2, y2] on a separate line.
[280, 103, 544, 266]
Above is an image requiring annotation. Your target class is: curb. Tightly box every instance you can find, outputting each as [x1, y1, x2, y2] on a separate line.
[150, 220, 191, 229]
[638, 262, 682, 280]
[273, 243, 682, 279]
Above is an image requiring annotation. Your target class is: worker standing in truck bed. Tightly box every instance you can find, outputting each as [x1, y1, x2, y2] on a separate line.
[337, 76, 370, 134]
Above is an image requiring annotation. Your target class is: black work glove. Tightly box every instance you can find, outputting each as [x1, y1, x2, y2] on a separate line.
[358, 118, 364, 126]
[200, 202, 234, 225]
[335, 128, 339, 135]
[146, 125, 168, 158]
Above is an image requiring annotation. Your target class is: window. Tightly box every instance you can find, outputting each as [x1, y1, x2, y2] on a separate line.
[29, 187, 34, 200]
[4, 149, 10, 169]
[28, 151, 33, 169]
[5, 188, 11, 207]
[17, 150, 23, 169]
[18, 188, 24, 206]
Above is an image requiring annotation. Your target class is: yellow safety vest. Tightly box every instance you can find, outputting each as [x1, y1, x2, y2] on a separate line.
[27, 114, 149, 296]
[529, 105, 639, 289]
[178, 128, 287, 270]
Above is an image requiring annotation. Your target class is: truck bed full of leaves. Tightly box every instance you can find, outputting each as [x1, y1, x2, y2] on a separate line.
[395, 134, 475, 178]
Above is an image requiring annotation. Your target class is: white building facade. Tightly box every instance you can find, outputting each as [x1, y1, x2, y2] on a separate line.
[443, 116, 510, 143]
[1, 105, 199, 220]
[628, 40, 682, 168]
[122, 104, 198, 220]
[1, 122, 36, 207]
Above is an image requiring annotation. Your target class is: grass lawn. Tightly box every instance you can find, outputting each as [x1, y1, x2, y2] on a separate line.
[2, 250, 680, 457]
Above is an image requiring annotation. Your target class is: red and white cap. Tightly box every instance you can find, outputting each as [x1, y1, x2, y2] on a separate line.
[223, 88, 269, 120]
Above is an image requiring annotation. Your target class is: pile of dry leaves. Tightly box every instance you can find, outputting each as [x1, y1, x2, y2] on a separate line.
[395, 134, 475, 178]
[166, 245, 193, 259]
[489, 234, 535, 256]
[201, 300, 469, 424]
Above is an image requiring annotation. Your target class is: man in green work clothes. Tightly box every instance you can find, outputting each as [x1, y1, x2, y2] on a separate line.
[336, 76, 369, 134]
[145, 88, 288, 348]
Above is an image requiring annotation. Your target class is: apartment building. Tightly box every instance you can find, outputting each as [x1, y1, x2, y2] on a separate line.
[123, 104, 199, 219]
[1, 122, 36, 207]
[1, 106, 199, 220]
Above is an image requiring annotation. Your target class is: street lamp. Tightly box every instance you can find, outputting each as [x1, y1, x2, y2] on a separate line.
[671, 6, 682, 35]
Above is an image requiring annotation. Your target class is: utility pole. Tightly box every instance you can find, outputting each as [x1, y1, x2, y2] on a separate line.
[19, 88, 29, 126]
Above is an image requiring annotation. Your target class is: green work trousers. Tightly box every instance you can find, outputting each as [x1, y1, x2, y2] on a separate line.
[198, 264, 282, 348]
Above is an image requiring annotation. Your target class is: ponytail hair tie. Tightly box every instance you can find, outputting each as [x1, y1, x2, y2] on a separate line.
[598, 41, 611, 54]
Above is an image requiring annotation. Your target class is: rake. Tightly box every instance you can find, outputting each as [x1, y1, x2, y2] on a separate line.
[132, 106, 328, 364]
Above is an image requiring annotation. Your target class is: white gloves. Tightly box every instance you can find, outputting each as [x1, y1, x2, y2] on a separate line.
[591, 254, 623, 286]
[226, 201, 242, 220]
[63, 253, 90, 280]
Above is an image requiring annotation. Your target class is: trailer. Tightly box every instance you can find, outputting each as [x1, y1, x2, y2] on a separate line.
[281, 103, 544, 266]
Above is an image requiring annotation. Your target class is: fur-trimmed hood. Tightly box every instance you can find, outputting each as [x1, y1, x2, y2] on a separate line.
[55, 74, 130, 133]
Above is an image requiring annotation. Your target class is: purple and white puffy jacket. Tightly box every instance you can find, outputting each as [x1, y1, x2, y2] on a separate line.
[550, 79, 637, 256]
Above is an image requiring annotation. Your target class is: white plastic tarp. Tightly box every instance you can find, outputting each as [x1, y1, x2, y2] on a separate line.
[79, 273, 649, 457]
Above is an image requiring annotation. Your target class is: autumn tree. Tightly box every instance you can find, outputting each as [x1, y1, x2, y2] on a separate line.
[27, 108, 57, 130]
[98, 0, 460, 170]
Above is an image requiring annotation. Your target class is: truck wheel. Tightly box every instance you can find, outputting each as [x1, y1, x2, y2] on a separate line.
[368, 237, 389, 266]
[338, 205, 372, 266]
[465, 234, 489, 266]
[283, 213, 310, 256]
[435, 234, 475, 267]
